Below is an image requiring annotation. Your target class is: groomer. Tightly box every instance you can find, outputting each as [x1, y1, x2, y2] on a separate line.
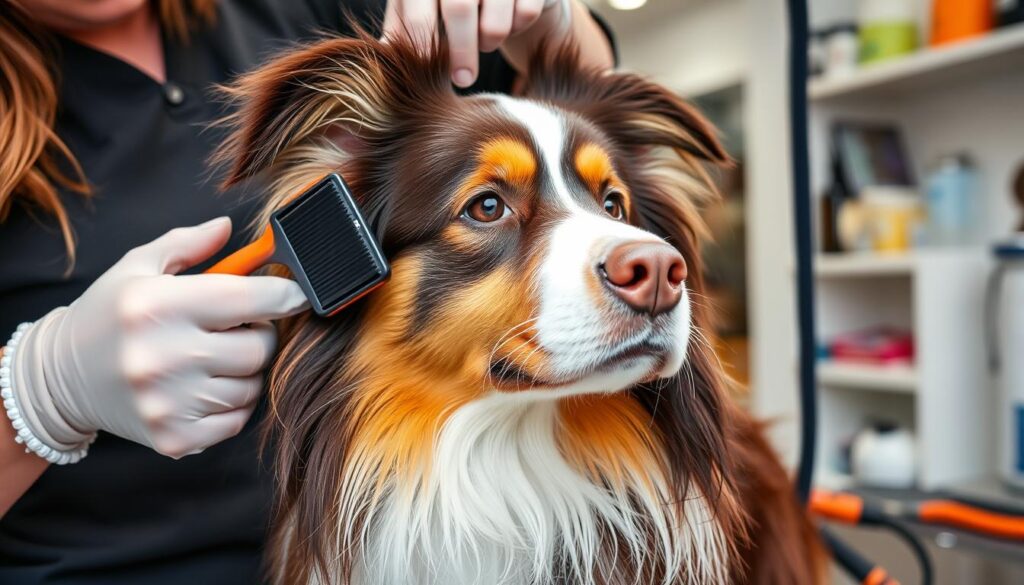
[0, 1, 614, 581]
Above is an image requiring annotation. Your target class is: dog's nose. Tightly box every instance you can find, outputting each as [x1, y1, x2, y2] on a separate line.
[601, 241, 687, 317]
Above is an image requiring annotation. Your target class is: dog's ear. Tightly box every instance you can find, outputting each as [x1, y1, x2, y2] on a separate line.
[522, 44, 729, 164]
[215, 30, 452, 190]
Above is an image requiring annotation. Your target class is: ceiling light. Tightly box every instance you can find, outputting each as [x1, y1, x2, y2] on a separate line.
[608, 0, 648, 10]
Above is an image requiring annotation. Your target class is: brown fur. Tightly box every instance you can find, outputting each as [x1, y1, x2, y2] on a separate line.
[217, 29, 825, 585]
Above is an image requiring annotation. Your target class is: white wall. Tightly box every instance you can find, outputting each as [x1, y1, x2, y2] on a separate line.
[742, 0, 801, 466]
[613, 0, 749, 96]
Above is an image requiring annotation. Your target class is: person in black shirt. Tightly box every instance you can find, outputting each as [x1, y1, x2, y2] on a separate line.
[0, 1, 614, 582]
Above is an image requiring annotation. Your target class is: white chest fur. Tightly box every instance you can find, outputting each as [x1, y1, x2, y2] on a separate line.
[347, 392, 727, 585]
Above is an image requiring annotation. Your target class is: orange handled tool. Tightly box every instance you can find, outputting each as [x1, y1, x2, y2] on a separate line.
[812, 488, 1024, 541]
[917, 500, 1024, 540]
[207, 225, 277, 276]
[205, 174, 389, 316]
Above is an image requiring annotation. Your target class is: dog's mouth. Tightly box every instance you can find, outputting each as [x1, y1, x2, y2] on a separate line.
[487, 337, 670, 392]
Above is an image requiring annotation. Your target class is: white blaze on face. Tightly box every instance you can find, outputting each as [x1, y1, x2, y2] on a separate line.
[492, 96, 692, 393]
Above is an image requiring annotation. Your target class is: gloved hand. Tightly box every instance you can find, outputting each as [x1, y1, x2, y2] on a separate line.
[6, 217, 308, 461]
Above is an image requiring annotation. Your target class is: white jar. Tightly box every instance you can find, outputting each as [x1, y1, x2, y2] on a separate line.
[852, 424, 917, 489]
[825, 23, 859, 78]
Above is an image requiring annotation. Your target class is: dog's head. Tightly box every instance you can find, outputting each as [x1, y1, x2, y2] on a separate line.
[220, 32, 742, 584]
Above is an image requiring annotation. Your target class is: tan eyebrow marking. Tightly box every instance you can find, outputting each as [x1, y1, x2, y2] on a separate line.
[475, 138, 538, 188]
[453, 138, 538, 216]
[575, 143, 616, 194]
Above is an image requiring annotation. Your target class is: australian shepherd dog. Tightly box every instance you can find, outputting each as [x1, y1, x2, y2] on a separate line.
[216, 31, 825, 585]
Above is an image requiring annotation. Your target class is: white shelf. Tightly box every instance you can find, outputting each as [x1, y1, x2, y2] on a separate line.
[818, 360, 918, 394]
[815, 470, 856, 492]
[809, 24, 1024, 102]
[815, 252, 916, 278]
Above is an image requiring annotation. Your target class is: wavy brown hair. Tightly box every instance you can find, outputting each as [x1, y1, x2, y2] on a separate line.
[0, 0, 215, 264]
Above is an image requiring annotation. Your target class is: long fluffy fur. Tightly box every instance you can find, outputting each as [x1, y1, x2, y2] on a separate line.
[217, 30, 825, 585]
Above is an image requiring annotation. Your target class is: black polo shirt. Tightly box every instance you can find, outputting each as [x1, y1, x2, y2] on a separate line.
[0, 1, 613, 582]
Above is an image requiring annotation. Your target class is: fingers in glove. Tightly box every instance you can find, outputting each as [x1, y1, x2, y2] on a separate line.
[170, 274, 308, 330]
[194, 375, 264, 415]
[195, 322, 278, 377]
[122, 217, 233, 275]
[151, 405, 255, 458]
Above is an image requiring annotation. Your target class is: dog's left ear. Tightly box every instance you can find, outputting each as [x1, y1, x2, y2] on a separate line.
[522, 45, 729, 164]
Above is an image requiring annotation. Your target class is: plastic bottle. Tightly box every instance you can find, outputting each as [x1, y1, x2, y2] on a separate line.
[925, 154, 979, 247]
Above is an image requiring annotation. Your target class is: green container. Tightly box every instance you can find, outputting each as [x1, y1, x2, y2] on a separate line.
[859, 22, 919, 64]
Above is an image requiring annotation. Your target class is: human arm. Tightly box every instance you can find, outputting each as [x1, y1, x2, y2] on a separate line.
[0, 376, 48, 517]
[1, 218, 307, 517]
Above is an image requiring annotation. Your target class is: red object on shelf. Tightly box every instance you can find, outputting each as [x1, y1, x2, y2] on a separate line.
[829, 328, 914, 364]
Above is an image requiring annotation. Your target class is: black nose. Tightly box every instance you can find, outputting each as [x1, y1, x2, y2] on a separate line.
[601, 241, 687, 317]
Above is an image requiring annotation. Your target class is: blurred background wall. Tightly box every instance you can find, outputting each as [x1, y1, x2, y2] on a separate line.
[585, 1, 1024, 582]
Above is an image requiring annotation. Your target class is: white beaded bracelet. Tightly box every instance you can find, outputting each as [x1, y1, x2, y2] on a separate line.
[2, 322, 93, 465]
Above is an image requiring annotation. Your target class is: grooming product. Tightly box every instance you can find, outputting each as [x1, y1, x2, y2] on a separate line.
[820, 186, 843, 253]
[985, 237, 1024, 489]
[808, 28, 829, 77]
[207, 174, 390, 316]
[821, 156, 851, 253]
[924, 153, 979, 247]
[830, 327, 914, 364]
[824, 22, 859, 78]
[861, 186, 923, 253]
[931, 0, 993, 46]
[836, 199, 871, 252]
[858, 0, 919, 65]
[852, 423, 916, 489]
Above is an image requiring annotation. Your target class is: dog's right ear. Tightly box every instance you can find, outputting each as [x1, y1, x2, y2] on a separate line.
[215, 30, 452, 189]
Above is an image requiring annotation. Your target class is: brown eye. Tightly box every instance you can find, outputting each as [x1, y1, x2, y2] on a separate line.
[603, 191, 626, 220]
[463, 191, 510, 223]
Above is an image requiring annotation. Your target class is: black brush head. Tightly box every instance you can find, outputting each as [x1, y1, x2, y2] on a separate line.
[270, 174, 389, 316]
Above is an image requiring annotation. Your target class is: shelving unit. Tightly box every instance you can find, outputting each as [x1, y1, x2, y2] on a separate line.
[815, 252, 917, 278]
[810, 23, 1024, 102]
[817, 360, 918, 394]
[805, 4, 1024, 497]
[814, 249, 992, 490]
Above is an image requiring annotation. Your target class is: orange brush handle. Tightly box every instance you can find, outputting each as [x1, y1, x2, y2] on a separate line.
[918, 500, 1024, 540]
[863, 567, 898, 585]
[810, 489, 864, 524]
[206, 225, 276, 275]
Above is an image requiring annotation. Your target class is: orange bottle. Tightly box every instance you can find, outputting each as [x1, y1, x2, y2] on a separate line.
[931, 0, 993, 46]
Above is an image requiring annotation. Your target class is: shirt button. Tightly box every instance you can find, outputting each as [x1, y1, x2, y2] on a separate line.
[163, 82, 185, 106]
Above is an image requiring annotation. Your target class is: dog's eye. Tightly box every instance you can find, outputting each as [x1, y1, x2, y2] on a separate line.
[603, 192, 626, 221]
[463, 192, 510, 223]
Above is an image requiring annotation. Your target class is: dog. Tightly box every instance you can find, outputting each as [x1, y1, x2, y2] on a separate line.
[216, 31, 825, 585]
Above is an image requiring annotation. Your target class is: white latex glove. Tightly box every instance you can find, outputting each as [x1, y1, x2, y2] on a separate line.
[383, 0, 571, 87]
[7, 217, 308, 460]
